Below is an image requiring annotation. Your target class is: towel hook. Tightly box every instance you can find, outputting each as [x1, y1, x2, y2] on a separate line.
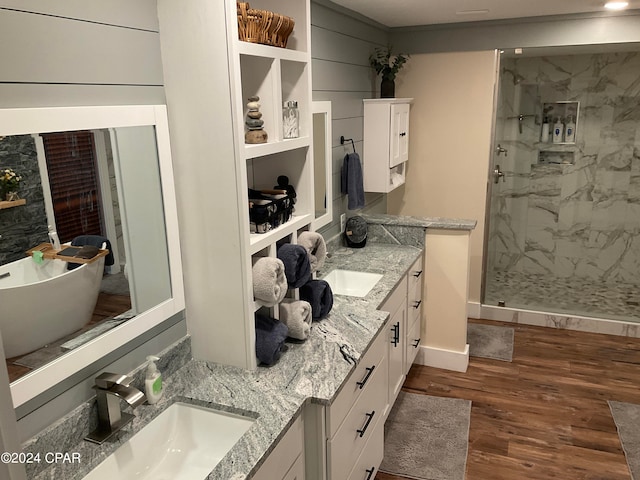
[340, 135, 356, 154]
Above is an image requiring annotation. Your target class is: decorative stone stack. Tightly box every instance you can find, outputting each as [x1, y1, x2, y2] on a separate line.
[245, 95, 268, 144]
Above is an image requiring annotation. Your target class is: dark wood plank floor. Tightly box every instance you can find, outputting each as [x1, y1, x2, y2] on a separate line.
[377, 318, 640, 480]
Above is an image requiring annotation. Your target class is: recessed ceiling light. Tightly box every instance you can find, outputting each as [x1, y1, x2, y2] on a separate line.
[604, 1, 629, 10]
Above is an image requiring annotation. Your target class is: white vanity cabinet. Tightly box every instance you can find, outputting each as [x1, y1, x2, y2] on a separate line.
[324, 325, 388, 480]
[253, 415, 305, 480]
[406, 256, 424, 370]
[363, 98, 413, 193]
[381, 253, 425, 416]
[381, 276, 407, 410]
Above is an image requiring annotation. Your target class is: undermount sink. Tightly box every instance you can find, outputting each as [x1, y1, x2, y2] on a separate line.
[84, 402, 255, 480]
[323, 269, 383, 297]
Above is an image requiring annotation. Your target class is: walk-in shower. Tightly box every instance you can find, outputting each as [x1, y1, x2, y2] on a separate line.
[483, 43, 640, 325]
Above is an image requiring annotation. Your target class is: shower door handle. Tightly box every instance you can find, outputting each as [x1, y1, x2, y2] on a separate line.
[493, 165, 505, 184]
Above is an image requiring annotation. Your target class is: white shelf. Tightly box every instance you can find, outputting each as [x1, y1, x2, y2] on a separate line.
[237, 41, 308, 63]
[249, 213, 312, 255]
[244, 136, 310, 159]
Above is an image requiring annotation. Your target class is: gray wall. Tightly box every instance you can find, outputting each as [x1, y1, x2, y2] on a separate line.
[390, 11, 640, 54]
[0, 3, 186, 442]
[311, 0, 390, 239]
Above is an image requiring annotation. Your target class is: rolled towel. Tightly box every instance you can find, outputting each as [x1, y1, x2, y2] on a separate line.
[252, 257, 287, 306]
[255, 313, 289, 366]
[277, 243, 312, 288]
[279, 299, 313, 340]
[300, 279, 334, 320]
[297, 231, 327, 273]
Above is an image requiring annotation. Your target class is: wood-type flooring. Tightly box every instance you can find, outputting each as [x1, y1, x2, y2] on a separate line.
[377, 318, 640, 480]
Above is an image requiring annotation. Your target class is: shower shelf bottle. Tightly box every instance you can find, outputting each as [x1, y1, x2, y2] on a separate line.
[564, 115, 576, 143]
[552, 117, 564, 143]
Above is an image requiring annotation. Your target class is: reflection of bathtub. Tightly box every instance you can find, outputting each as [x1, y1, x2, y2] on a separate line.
[0, 256, 105, 358]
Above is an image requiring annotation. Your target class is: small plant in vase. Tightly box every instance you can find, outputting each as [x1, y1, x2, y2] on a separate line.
[0, 168, 22, 201]
[369, 47, 409, 98]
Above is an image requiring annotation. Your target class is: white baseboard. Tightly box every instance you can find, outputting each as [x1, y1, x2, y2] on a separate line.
[467, 301, 482, 319]
[415, 344, 469, 372]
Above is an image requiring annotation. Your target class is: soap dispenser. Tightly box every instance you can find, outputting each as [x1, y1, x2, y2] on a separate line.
[48, 225, 61, 250]
[552, 117, 564, 143]
[145, 355, 163, 404]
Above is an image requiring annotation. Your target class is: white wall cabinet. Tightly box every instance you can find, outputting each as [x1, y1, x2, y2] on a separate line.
[363, 98, 412, 193]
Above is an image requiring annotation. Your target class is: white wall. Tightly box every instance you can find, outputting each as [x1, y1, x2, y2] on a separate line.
[387, 51, 498, 303]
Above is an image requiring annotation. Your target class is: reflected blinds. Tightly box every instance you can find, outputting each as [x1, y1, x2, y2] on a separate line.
[41, 131, 103, 243]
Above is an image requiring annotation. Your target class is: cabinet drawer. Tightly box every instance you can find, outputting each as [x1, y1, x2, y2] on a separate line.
[252, 415, 303, 480]
[381, 275, 407, 316]
[327, 327, 387, 438]
[405, 313, 421, 370]
[347, 413, 384, 480]
[328, 354, 388, 480]
[408, 280, 422, 327]
[407, 255, 424, 294]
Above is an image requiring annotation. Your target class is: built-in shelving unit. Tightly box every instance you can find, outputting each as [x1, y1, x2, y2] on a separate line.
[226, 0, 315, 366]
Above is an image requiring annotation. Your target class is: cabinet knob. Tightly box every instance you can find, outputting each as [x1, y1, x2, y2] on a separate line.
[413, 338, 421, 348]
[399, 132, 407, 137]
[365, 467, 376, 480]
[413, 300, 422, 309]
[412, 270, 423, 278]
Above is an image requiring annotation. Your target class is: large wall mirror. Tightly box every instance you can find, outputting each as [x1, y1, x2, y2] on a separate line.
[0, 105, 184, 409]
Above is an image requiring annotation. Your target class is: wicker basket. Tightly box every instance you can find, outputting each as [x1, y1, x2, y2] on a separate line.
[237, 2, 295, 48]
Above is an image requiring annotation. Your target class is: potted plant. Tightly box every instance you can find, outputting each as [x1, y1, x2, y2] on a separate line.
[369, 47, 409, 98]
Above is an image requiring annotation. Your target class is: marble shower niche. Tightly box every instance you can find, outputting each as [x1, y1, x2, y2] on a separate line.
[486, 46, 640, 321]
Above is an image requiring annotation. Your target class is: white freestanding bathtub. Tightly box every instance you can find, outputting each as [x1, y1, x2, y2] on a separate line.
[0, 256, 105, 358]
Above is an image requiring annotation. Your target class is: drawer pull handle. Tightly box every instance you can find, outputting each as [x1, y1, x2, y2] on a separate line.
[365, 467, 376, 480]
[413, 338, 421, 348]
[391, 322, 399, 346]
[413, 300, 422, 309]
[357, 410, 376, 438]
[357, 366, 375, 389]
[412, 270, 423, 278]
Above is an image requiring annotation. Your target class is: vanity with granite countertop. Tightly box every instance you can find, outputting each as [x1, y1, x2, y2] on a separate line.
[24, 215, 475, 480]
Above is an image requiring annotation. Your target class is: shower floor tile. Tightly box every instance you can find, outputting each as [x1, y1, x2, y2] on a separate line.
[485, 271, 640, 322]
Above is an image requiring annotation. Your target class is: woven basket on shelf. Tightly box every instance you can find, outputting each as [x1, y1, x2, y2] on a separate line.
[237, 2, 295, 48]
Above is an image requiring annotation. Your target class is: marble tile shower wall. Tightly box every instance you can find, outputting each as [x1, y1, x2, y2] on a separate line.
[490, 52, 640, 283]
[0, 135, 48, 264]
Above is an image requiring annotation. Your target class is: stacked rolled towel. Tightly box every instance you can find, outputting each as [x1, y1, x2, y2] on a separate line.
[277, 243, 311, 288]
[300, 279, 334, 320]
[279, 299, 313, 341]
[252, 257, 288, 306]
[297, 231, 327, 273]
[255, 313, 289, 366]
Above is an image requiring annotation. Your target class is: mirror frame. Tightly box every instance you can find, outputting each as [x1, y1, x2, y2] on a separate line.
[0, 105, 185, 408]
[311, 101, 333, 230]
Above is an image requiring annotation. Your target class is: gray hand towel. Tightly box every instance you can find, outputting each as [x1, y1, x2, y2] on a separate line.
[255, 313, 288, 366]
[300, 279, 334, 320]
[341, 152, 365, 210]
[297, 231, 327, 273]
[279, 299, 312, 340]
[252, 257, 287, 306]
[277, 243, 312, 288]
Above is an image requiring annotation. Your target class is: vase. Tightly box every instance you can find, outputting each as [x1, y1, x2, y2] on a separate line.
[380, 78, 395, 98]
[5, 191, 19, 201]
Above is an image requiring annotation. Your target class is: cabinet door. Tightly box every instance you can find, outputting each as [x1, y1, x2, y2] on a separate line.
[389, 103, 410, 168]
[387, 302, 406, 408]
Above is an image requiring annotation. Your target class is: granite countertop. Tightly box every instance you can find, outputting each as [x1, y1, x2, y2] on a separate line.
[32, 243, 422, 480]
[362, 213, 477, 231]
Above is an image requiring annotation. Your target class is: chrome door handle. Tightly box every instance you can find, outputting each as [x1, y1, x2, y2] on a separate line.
[494, 165, 505, 184]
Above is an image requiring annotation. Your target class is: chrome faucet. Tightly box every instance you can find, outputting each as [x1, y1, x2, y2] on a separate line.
[85, 372, 146, 444]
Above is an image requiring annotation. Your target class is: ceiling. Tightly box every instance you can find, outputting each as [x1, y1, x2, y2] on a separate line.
[329, 0, 639, 28]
